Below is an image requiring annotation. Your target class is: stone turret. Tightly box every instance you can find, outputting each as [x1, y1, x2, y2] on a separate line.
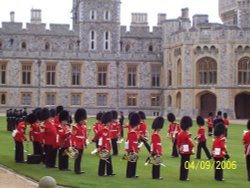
[157, 13, 166, 25]
[10, 11, 15, 22]
[237, 0, 250, 28]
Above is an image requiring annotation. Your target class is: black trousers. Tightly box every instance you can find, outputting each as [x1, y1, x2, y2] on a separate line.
[152, 165, 160, 179]
[45, 144, 57, 168]
[33, 141, 42, 155]
[15, 141, 24, 162]
[111, 138, 118, 155]
[120, 124, 124, 138]
[225, 128, 228, 138]
[246, 155, 250, 181]
[172, 139, 179, 157]
[59, 148, 69, 170]
[98, 156, 113, 176]
[180, 154, 190, 180]
[196, 141, 211, 159]
[208, 127, 213, 136]
[141, 138, 151, 153]
[74, 149, 83, 173]
[126, 161, 137, 178]
[214, 158, 224, 181]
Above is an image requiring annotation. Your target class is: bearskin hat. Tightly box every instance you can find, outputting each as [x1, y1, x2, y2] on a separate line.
[129, 113, 140, 128]
[56, 105, 64, 115]
[217, 111, 222, 116]
[111, 110, 118, 119]
[167, 113, 176, 123]
[138, 111, 146, 120]
[196, 116, 205, 126]
[59, 110, 69, 123]
[74, 108, 87, 123]
[50, 109, 56, 118]
[40, 108, 50, 121]
[25, 113, 37, 124]
[247, 119, 250, 130]
[128, 111, 135, 121]
[208, 112, 213, 117]
[223, 112, 228, 119]
[214, 123, 225, 137]
[152, 116, 164, 130]
[180, 116, 193, 131]
[101, 111, 112, 125]
[96, 112, 103, 121]
[214, 118, 224, 128]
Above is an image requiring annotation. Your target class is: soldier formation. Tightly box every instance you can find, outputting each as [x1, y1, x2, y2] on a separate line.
[8, 107, 250, 181]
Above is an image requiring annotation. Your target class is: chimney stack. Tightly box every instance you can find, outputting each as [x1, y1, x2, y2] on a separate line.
[157, 13, 166, 25]
[31, 9, 42, 24]
[10, 11, 15, 22]
[181, 8, 189, 19]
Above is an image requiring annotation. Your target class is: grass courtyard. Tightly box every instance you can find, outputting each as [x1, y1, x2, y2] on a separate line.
[0, 116, 249, 188]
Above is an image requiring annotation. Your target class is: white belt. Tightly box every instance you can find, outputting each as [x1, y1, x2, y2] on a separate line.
[157, 143, 162, 146]
[76, 136, 84, 139]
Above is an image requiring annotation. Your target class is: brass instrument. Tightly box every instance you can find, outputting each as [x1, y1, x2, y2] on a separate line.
[63, 146, 79, 159]
[99, 149, 110, 161]
[122, 152, 138, 163]
[144, 155, 166, 167]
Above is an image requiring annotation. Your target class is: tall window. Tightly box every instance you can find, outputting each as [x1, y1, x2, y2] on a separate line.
[46, 93, 56, 106]
[168, 70, 172, 86]
[97, 64, 108, 86]
[176, 92, 181, 109]
[238, 57, 250, 85]
[0, 63, 6, 84]
[167, 95, 172, 107]
[177, 60, 182, 86]
[127, 65, 137, 87]
[104, 10, 110, 21]
[21, 93, 31, 106]
[104, 31, 110, 50]
[46, 64, 56, 85]
[127, 94, 137, 107]
[71, 64, 81, 85]
[0, 93, 6, 105]
[197, 57, 217, 85]
[22, 64, 31, 85]
[21, 42, 27, 50]
[97, 93, 108, 106]
[151, 95, 160, 106]
[45, 42, 50, 50]
[90, 30, 96, 50]
[151, 66, 160, 87]
[90, 10, 96, 20]
[71, 94, 81, 106]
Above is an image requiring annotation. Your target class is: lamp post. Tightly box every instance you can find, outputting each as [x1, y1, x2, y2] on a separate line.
[37, 59, 42, 106]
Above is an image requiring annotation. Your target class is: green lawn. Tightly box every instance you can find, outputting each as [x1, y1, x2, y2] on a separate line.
[0, 116, 249, 188]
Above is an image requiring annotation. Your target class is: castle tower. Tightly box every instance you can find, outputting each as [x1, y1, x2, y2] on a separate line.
[76, 0, 121, 53]
[30, 9, 42, 24]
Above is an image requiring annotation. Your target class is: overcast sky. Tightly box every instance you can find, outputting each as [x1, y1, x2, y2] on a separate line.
[0, 0, 221, 28]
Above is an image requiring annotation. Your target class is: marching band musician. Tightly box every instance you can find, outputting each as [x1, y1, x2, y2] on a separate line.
[177, 116, 194, 181]
[194, 116, 211, 160]
[13, 113, 37, 163]
[138, 111, 150, 153]
[58, 110, 71, 171]
[243, 120, 250, 181]
[40, 108, 58, 168]
[109, 110, 121, 156]
[167, 113, 181, 157]
[212, 123, 230, 181]
[72, 108, 87, 174]
[151, 116, 164, 180]
[93, 112, 104, 149]
[125, 113, 140, 178]
[207, 112, 214, 136]
[54, 105, 64, 125]
[92, 111, 116, 176]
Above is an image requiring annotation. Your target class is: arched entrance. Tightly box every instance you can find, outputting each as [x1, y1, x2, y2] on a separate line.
[199, 93, 216, 118]
[235, 93, 250, 119]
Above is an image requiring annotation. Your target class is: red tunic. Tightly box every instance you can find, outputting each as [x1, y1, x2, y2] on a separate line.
[207, 117, 213, 128]
[93, 121, 104, 136]
[109, 121, 121, 139]
[126, 130, 139, 153]
[29, 123, 41, 143]
[151, 131, 162, 155]
[54, 116, 60, 125]
[139, 121, 148, 139]
[223, 119, 229, 128]
[72, 123, 87, 150]
[196, 127, 206, 142]
[168, 122, 181, 141]
[43, 121, 57, 148]
[93, 127, 111, 151]
[243, 131, 250, 155]
[13, 121, 26, 142]
[212, 137, 227, 158]
[58, 124, 71, 148]
[177, 131, 194, 154]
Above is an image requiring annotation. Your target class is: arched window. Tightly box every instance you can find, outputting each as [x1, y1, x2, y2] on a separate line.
[176, 92, 181, 109]
[197, 57, 217, 85]
[1, 93, 6, 104]
[238, 57, 250, 85]
[177, 59, 182, 86]
[148, 44, 153, 52]
[90, 30, 96, 50]
[168, 70, 172, 86]
[90, 10, 96, 20]
[45, 42, 50, 50]
[167, 95, 172, 107]
[21, 42, 27, 49]
[125, 44, 130, 52]
[104, 10, 110, 21]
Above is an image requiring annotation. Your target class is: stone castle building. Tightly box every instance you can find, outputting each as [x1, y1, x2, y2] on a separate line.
[0, 0, 250, 119]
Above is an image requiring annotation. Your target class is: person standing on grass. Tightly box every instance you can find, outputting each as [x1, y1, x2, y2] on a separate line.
[13, 113, 37, 163]
[207, 112, 214, 136]
[243, 120, 250, 181]
[223, 113, 229, 138]
[109, 110, 121, 156]
[194, 116, 211, 160]
[177, 116, 194, 181]
[93, 112, 104, 149]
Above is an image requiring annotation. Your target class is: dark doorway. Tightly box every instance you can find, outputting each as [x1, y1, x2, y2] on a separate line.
[235, 93, 250, 119]
[200, 93, 216, 118]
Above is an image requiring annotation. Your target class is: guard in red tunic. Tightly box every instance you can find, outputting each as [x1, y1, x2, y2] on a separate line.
[212, 123, 230, 181]
[207, 112, 214, 136]
[72, 108, 87, 174]
[125, 113, 140, 178]
[138, 111, 150, 153]
[93, 112, 104, 148]
[13, 113, 36, 163]
[58, 110, 71, 171]
[242, 120, 250, 181]
[54, 105, 64, 125]
[93, 112, 116, 176]
[194, 116, 211, 159]
[151, 116, 164, 180]
[109, 110, 121, 156]
[177, 116, 194, 181]
[167, 113, 181, 157]
[223, 113, 229, 138]
[29, 117, 42, 156]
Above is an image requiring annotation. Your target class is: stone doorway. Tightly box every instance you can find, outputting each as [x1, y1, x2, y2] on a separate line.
[235, 93, 250, 119]
[199, 93, 216, 118]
